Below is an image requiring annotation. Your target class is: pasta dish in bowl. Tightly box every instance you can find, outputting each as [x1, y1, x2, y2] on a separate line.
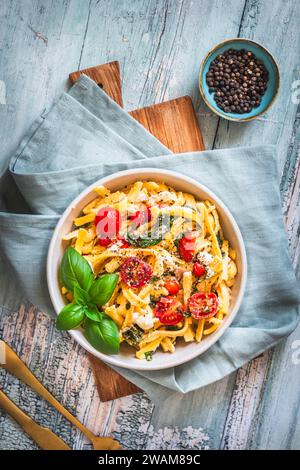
[47, 169, 247, 370]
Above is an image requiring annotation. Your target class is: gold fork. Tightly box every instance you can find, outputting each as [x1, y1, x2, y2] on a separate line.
[0, 389, 71, 450]
[1, 341, 122, 450]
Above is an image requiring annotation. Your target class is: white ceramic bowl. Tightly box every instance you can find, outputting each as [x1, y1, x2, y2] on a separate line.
[47, 169, 247, 371]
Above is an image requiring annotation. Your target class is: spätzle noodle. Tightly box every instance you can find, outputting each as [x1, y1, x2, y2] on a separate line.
[62, 181, 237, 360]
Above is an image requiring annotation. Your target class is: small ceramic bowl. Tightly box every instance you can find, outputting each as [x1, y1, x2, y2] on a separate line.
[47, 169, 247, 371]
[199, 38, 280, 122]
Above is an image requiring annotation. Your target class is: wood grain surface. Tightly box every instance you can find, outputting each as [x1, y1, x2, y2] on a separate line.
[69, 61, 123, 107]
[130, 96, 205, 152]
[0, 0, 299, 450]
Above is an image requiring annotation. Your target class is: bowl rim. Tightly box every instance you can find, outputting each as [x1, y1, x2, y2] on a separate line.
[198, 37, 281, 122]
[47, 168, 248, 371]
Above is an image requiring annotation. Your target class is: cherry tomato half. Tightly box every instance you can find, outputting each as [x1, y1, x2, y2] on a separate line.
[97, 237, 112, 247]
[131, 208, 152, 227]
[116, 234, 130, 248]
[188, 292, 219, 319]
[98, 234, 130, 249]
[178, 234, 196, 261]
[193, 262, 206, 278]
[120, 257, 152, 288]
[95, 206, 121, 241]
[154, 296, 184, 325]
[164, 280, 180, 295]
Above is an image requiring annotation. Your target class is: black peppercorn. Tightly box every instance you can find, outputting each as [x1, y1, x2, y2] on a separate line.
[205, 47, 268, 114]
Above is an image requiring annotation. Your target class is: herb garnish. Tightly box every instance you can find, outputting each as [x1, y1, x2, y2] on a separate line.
[122, 325, 144, 348]
[174, 238, 180, 250]
[125, 214, 175, 248]
[126, 233, 162, 247]
[216, 232, 223, 248]
[144, 351, 153, 361]
[203, 306, 211, 314]
[150, 295, 158, 308]
[57, 247, 119, 355]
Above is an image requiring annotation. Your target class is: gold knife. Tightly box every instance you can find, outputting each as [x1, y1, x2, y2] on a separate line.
[1, 341, 122, 450]
[0, 389, 71, 450]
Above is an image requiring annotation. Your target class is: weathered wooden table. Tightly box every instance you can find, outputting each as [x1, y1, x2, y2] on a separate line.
[0, 0, 299, 450]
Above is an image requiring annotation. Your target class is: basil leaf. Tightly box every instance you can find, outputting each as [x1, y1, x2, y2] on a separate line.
[84, 315, 120, 355]
[60, 247, 93, 292]
[88, 273, 119, 306]
[73, 285, 90, 306]
[56, 303, 85, 331]
[84, 307, 103, 323]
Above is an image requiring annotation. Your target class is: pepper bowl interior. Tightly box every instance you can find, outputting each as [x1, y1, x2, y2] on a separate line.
[199, 38, 280, 122]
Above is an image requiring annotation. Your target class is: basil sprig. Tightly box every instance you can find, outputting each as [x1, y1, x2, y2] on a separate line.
[56, 247, 119, 355]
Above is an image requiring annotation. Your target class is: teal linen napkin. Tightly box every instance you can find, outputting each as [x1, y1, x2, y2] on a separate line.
[0, 75, 299, 401]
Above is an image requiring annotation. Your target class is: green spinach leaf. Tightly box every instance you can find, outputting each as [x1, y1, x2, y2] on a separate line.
[166, 325, 182, 331]
[126, 233, 162, 247]
[122, 325, 144, 348]
[216, 232, 223, 248]
[126, 214, 175, 248]
[144, 351, 153, 361]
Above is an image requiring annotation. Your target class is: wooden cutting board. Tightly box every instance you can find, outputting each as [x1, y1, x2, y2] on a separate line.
[69, 61, 205, 402]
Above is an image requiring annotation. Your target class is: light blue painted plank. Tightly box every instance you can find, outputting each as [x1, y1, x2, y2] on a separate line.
[247, 101, 300, 450]
[212, 0, 300, 171]
[0, 0, 91, 172]
[215, 0, 300, 450]
[248, 333, 300, 449]
[0, 0, 299, 450]
[80, 0, 246, 149]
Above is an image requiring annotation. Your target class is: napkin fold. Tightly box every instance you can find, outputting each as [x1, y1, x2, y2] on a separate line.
[0, 75, 299, 401]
